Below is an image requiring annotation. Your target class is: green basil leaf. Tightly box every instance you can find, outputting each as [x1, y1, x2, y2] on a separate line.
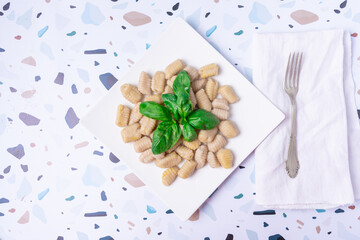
[178, 99, 193, 119]
[139, 101, 173, 121]
[182, 123, 197, 142]
[152, 121, 181, 154]
[173, 70, 191, 106]
[187, 109, 220, 130]
[162, 94, 179, 121]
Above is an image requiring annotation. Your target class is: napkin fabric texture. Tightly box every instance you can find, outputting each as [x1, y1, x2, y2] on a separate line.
[252, 29, 360, 208]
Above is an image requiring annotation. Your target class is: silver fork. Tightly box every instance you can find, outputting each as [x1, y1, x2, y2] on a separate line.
[284, 52, 303, 178]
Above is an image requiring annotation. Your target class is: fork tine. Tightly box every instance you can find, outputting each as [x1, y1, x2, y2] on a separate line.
[284, 53, 292, 89]
[295, 52, 303, 88]
[289, 53, 295, 88]
[293, 52, 299, 88]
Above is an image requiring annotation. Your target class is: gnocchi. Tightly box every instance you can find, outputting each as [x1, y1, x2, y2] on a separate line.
[219, 120, 239, 138]
[178, 160, 197, 179]
[138, 71, 152, 95]
[217, 148, 233, 169]
[162, 166, 179, 186]
[115, 104, 130, 127]
[165, 59, 185, 79]
[194, 145, 208, 169]
[195, 89, 212, 111]
[199, 63, 219, 78]
[121, 83, 143, 104]
[116, 60, 240, 186]
[218, 85, 239, 103]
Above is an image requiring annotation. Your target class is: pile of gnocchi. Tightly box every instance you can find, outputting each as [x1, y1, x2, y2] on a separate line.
[116, 59, 239, 186]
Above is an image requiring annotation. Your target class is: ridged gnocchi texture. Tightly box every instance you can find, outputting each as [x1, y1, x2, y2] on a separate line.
[195, 89, 212, 111]
[218, 85, 239, 103]
[217, 148, 233, 169]
[155, 152, 182, 168]
[115, 105, 130, 127]
[195, 145, 208, 169]
[208, 134, 227, 152]
[178, 160, 197, 179]
[207, 152, 221, 168]
[144, 94, 163, 104]
[140, 116, 157, 135]
[191, 78, 207, 92]
[162, 166, 179, 186]
[133, 136, 152, 153]
[205, 78, 219, 101]
[138, 71, 152, 94]
[175, 146, 194, 160]
[183, 65, 199, 81]
[121, 123, 142, 143]
[212, 98, 229, 110]
[211, 108, 229, 120]
[183, 139, 201, 150]
[189, 88, 197, 107]
[129, 102, 143, 125]
[121, 84, 143, 104]
[165, 59, 185, 79]
[198, 127, 218, 143]
[199, 63, 219, 78]
[139, 149, 155, 163]
[151, 71, 166, 94]
[219, 120, 239, 138]
[167, 75, 176, 88]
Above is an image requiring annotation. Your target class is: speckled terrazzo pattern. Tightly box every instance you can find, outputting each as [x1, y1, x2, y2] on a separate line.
[0, 0, 360, 239]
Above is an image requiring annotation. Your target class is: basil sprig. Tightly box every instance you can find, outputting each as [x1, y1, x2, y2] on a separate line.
[139, 70, 219, 154]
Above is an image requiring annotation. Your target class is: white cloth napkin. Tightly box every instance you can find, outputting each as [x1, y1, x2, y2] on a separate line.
[252, 29, 360, 208]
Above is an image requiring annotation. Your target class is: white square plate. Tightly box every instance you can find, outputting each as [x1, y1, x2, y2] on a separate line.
[81, 18, 284, 221]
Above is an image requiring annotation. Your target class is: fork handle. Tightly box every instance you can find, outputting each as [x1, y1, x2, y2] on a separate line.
[286, 99, 299, 178]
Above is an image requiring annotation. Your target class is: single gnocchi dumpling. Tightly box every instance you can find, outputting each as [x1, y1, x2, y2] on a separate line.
[129, 102, 143, 125]
[121, 123, 142, 143]
[212, 98, 229, 110]
[133, 136, 152, 153]
[155, 152, 182, 168]
[196, 89, 212, 111]
[139, 149, 155, 163]
[219, 120, 239, 138]
[183, 139, 201, 150]
[183, 65, 199, 81]
[121, 83, 143, 104]
[205, 78, 219, 101]
[164, 85, 174, 94]
[162, 166, 179, 186]
[151, 71, 166, 94]
[115, 104, 130, 127]
[199, 63, 219, 78]
[211, 108, 229, 120]
[207, 151, 221, 168]
[189, 88, 197, 107]
[191, 78, 207, 92]
[140, 116, 157, 135]
[218, 85, 239, 103]
[175, 145, 194, 160]
[194, 145, 208, 169]
[178, 160, 197, 179]
[208, 134, 227, 152]
[198, 127, 218, 143]
[217, 148, 233, 169]
[138, 71, 152, 95]
[165, 59, 185, 79]
[144, 94, 163, 104]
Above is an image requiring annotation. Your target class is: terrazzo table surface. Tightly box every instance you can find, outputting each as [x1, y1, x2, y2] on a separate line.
[1, 0, 360, 239]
